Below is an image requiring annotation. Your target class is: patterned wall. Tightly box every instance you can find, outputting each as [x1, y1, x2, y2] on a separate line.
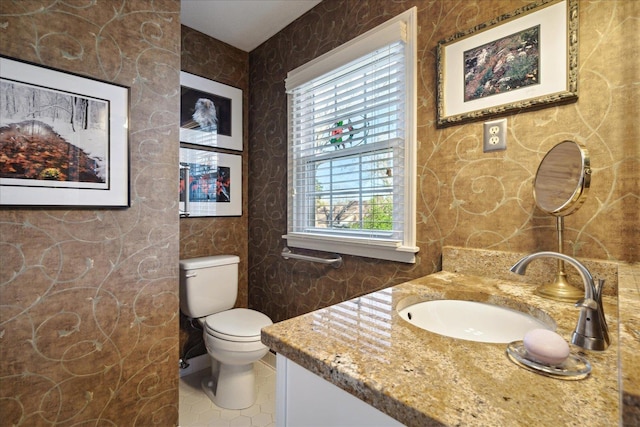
[179, 26, 250, 359]
[0, 1, 181, 425]
[248, 0, 639, 322]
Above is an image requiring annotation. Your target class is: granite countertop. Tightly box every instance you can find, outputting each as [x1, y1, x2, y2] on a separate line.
[618, 263, 640, 426]
[262, 249, 640, 426]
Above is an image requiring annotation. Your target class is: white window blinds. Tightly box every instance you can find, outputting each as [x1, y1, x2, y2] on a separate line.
[284, 8, 418, 263]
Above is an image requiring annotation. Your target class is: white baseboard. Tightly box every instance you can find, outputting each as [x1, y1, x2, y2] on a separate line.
[179, 353, 211, 377]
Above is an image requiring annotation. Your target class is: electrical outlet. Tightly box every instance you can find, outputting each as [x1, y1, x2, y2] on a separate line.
[483, 118, 507, 152]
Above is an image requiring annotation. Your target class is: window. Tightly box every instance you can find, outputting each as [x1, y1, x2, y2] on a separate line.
[284, 8, 418, 263]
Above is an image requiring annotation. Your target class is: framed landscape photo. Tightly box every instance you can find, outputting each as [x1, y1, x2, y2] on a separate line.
[436, 0, 578, 127]
[180, 71, 243, 151]
[179, 147, 242, 217]
[0, 56, 129, 207]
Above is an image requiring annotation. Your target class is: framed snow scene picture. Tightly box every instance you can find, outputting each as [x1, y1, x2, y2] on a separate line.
[180, 71, 243, 151]
[0, 56, 129, 207]
[179, 147, 241, 217]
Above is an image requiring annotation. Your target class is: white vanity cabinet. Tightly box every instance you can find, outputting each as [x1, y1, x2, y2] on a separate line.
[275, 354, 404, 427]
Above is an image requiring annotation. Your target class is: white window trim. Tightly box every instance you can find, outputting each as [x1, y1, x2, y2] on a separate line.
[283, 7, 418, 264]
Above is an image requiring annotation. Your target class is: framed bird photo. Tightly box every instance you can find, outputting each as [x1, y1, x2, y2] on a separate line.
[180, 72, 243, 151]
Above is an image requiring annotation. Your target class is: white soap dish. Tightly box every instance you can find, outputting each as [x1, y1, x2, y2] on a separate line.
[506, 341, 591, 380]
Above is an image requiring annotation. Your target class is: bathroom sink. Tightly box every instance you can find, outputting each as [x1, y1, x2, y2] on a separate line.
[397, 299, 552, 343]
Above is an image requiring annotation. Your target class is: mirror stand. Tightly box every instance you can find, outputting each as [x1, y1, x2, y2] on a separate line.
[533, 216, 584, 302]
[532, 140, 590, 303]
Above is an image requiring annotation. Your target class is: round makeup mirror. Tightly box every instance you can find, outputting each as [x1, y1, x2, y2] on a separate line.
[532, 141, 591, 302]
[534, 140, 590, 216]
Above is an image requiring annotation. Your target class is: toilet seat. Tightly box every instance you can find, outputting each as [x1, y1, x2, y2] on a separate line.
[204, 308, 272, 342]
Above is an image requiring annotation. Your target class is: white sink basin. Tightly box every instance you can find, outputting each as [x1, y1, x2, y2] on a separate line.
[398, 299, 552, 343]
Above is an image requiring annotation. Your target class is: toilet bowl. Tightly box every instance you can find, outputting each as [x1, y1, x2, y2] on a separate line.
[201, 308, 271, 409]
[180, 256, 273, 410]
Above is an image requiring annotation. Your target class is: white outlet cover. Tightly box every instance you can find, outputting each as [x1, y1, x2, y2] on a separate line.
[483, 118, 507, 152]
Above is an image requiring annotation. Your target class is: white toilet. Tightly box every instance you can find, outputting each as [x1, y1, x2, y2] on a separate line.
[179, 255, 273, 409]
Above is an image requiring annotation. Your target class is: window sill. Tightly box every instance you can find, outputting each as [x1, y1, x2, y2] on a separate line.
[283, 233, 419, 264]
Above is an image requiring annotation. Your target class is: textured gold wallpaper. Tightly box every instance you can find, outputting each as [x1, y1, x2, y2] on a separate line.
[0, 1, 181, 425]
[1, 0, 637, 423]
[248, 0, 639, 323]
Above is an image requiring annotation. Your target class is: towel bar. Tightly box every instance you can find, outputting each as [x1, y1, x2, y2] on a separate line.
[281, 247, 343, 268]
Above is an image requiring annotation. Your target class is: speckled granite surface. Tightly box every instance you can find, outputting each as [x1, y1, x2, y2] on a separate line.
[619, 264, 640, 425]
[262, 248, 639, 427]
[441, 247, 621, 296]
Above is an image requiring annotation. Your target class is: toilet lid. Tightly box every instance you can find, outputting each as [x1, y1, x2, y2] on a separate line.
[204, 308, 272, 342]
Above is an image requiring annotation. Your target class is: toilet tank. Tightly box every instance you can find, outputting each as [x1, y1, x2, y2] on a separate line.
[179, 255, 239, 319]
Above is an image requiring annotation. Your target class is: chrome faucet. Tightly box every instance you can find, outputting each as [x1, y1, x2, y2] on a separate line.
[510, 251, 610, 351]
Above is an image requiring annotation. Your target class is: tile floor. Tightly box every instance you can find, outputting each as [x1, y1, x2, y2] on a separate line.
[179, 354, 276, 427]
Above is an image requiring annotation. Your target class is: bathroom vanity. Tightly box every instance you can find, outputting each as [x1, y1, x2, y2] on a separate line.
[261, 247, 640, 426]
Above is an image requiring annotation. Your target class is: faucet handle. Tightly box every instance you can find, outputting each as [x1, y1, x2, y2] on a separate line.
[595, 278, 605, 299]
[572, 279, 610, 351]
